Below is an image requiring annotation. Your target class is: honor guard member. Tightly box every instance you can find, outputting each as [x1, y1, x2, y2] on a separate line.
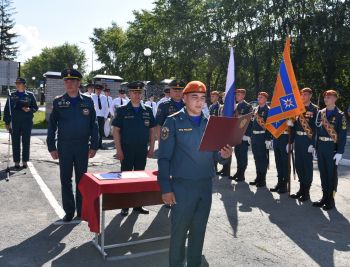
[92, 84, 109, 149]
[289, 88, 318, 201]
[155, 79, 186, 138]
[157, 81, 232, 267]
[230, 88, 253, 181]
[209, 91, 220, 116]
[313, 90, 347, 210]
[249, 92, 271, 187]
[111, 88, 130, 115]
[4, 77, 38, 168]
[47, 68, 99, 222]
[104, 87, 114, 118]
[112, 81, 156, 216]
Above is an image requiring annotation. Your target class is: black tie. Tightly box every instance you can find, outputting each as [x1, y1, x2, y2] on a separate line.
[151, 102, 153, 108]
[121, 98, 123, 105]
[98, 95, 102, 109]
[107, 98, 110, 108]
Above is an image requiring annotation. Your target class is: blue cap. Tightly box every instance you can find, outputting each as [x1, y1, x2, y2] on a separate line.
[15, 77, 26, 84]
[61, 68, 82, 80]
[127, 81, 144, 91]
[168, 79, 186, 89]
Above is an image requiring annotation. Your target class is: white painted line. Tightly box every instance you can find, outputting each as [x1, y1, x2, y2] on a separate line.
[27, 162, 65, 219]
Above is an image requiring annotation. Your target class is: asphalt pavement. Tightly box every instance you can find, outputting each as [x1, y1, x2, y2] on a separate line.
[0, 134, 349, 267]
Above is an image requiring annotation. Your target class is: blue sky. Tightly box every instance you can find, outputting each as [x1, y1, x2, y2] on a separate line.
[13, 0, 155, 70]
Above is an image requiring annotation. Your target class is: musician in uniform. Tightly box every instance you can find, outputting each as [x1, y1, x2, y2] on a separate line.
[313, 90, 347, 210]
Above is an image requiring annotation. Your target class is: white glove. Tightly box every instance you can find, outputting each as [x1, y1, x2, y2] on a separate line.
[243, 135, 251, 144]
[265, 141, 271, 150]
[286, 119, 294, 127]
[307, 145, 315, 154]
[286, 143, 293, 153]
[333, 153, 342, 165]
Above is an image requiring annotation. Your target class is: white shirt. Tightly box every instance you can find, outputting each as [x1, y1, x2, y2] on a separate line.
[145, 101, 157, 117]
[83, 92, 95, 97]
[91, 94, 109, 118]
[105, 95, 114, 117]
[111, 96, 130, 114]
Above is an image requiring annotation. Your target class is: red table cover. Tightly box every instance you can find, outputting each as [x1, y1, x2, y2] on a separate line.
[78, 170, 160, 233]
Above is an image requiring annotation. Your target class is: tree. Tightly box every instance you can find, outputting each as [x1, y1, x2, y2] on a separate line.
[0, 0, 17, 60]
[21, 43, 86, 84]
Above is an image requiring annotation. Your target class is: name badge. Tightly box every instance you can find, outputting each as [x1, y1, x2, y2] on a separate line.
[178, 128, 192, 132]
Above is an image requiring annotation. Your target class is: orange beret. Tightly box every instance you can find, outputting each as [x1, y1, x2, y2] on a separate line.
[323, 90, 338, 98]
[300, 87, 312, 94]
[258, 91, 269, 98]
[183, 81, 207, 94]
[236, 88, 246, 94]
[210, 90, 219, 96]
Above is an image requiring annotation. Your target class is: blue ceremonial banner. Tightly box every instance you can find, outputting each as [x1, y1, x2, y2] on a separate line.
[222, 47, 235, 117]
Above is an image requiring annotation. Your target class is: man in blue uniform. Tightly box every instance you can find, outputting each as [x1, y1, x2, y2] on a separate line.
[209, 90, 220, 116]
[313, 90, 347, 210]
[249, 92, 271, 187]
[47, 68, 99, 222]
[289, 88, 318, 201]
[158, 81, 233, 267]
[230, 88, 253, 181]
[156, 79, 186, 138]
[4, 77, 38, 169]
[112, 81, 156, 216]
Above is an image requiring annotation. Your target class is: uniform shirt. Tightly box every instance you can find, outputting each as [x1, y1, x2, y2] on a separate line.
[209, 102, 220, 116]
[156, 98, 185, 126]
[145, 100, 157, 117]
[235, 100, 253, 136]
[112, 102, 156, 145]
[316, 106, 347, 154]
[3, 90, 38, 124]
[91, 94, 109, 118]
[290, 102, 318, 145]
[83, 92, 95, 97]
[106, 95, 114, 117]
[157, 108, 227, 193]
[111, 96, 130, 115]
[46, 93, 99, 151]
[156, 96, 170, 109]
[251, 104, 271, 140]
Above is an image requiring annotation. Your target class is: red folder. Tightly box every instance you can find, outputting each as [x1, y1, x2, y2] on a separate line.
[199, 113, 253, 152]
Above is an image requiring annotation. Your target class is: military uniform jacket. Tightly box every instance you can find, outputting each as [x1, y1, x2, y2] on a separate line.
[235, 100, 253, 136]
[250, 104, 271, 140]
[157, 108, 227, 194]
[112, 101, 156, 145]
[291, 103, 318, 145]
[4, 90, 38, 124]
[316, 107, 347, 154]
[209, 102, 220, 116]
[47, 93, 99, 152]
[156, 99, 185, 126]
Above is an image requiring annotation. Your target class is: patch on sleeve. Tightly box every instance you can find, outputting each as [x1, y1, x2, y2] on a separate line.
[161, 126, 170, 140]
[342, 116, 347, 130]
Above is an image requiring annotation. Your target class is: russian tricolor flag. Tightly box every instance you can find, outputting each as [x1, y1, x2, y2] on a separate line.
[222, 47, 235, 117]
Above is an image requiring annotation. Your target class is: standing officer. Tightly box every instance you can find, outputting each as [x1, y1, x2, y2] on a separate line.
[83, 83, 95, 96]
[92, 84, 109, 149]
[209, 91, 220, 116]
[104, 88, 114, 118]
[313, 90, 347, 210]
[249, 92, 271, 187]
[158, 81, 232, 267]
[111, 88, 130, 114]
[289, 88, 318, 201]
[156, 87, 171, 108]
[231, 88, 253, 181]
[112, 81, 156, 216]
[47, 68, 99, 222]
[4, 78, 38, 169]
[155, 79, 186, 138]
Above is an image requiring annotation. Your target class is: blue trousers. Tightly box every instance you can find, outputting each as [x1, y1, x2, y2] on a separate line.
[295, 135, 313, 186]
[57, 142, 89, 216]
[317, 141, 337, 194]
[170, 178, 212, 267]
[11, 120, 33, 163]
[251, 134, 268, 175]
[234, 141, 249, 172]
[273, 135, 289, 183]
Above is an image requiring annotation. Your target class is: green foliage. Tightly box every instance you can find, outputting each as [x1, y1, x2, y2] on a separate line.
[21, 43, 86, 84]
[0, 0, 18, 60]
[90, 0, 350, 108]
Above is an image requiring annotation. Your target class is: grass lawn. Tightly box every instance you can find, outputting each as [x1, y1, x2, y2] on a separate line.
[0, 110, 47, 129]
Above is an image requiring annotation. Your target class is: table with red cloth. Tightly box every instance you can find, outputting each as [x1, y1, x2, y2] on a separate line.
[78, 170, 169, 260]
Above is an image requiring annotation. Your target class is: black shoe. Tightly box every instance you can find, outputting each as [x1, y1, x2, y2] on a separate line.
[228, 176, 235, 180]
[62, 214, 74, 222]
[312, 192, 327, 207]
[133, 207, 149, 214]
[22, 163, 28, 169]
[249, 181, 258, 186]
[270, 183, 280, 192]
[216, 169, 224, 175]
[277, 186, 287, 194]
[14, 163, 21, 170]
[290, 191, 302, 199]
[120, 208, 129, 216]
[235, 176, 245, 182]
[322, 194, 335, 210]
[299, 185, 310, 202]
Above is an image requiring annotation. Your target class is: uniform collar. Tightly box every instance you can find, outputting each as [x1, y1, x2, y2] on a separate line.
[63, 92, 83, 100]
[179, 107, 208, 121]
[126, 101, 147, 111]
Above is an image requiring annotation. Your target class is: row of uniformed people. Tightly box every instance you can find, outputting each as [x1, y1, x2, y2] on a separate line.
[209, 87, 347, 211]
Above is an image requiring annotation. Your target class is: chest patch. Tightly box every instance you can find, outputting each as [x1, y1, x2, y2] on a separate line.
[161, 127, 170, 140]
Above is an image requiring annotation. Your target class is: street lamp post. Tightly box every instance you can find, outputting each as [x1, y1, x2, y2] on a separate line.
[143, 48, 152, 81]
[32, 76, 36, 89]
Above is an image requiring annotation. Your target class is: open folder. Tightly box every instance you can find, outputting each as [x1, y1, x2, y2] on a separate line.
[199, 113, 253, 152]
